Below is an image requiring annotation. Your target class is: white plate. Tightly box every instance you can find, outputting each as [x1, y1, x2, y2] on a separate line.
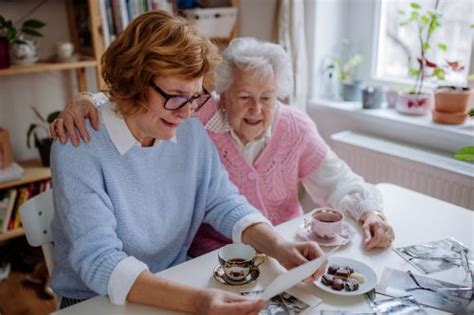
[314, 256, 377, 296]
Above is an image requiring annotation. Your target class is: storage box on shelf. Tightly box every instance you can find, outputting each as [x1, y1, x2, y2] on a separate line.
[0, 160, 51, 242]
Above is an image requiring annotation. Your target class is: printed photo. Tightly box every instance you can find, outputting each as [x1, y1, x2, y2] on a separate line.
[394, 237, 471, 274]
[240, 290, 310, 315]
[377, 267, 472, 314]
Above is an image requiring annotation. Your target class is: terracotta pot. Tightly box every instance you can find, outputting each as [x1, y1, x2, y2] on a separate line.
[396, 92, 432, 115]
[434, 88, 472, 113]
[432, 110, 467, 125]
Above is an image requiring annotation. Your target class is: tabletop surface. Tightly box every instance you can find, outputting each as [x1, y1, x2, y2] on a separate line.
[54, 183, 474, 314]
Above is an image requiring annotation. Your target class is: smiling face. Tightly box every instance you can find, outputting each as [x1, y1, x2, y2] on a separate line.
[126, 75, 204, 145]
[221, 68, 278, 144]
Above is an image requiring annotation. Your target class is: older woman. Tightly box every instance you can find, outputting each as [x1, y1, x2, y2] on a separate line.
[52, 38, 394, 255]
[50, 13, 323, 314]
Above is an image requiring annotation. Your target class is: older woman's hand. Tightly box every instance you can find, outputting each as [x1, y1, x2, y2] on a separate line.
[49, 94, 100, 146]
[361, 212, 394, 250]
[196, 288, 266, 315]
[271, 240, 324, 270]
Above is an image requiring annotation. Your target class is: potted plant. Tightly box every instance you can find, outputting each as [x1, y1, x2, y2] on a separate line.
[396, 1, 443, 115]
[0, 15, 45, 69]
[335, 53, 364, 101]
[453, 109, 474, 162]
[26, 107, 60, 167]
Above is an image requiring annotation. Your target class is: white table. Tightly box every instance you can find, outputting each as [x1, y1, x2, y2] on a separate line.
[54, 183, 473, 314]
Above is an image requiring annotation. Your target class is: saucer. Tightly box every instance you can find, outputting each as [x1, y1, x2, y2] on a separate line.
[297, 219, 355, 246]
[213, 265, 259, 286]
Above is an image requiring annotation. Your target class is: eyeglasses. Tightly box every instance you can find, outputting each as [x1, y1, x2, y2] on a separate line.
[149, 80, 211, 112]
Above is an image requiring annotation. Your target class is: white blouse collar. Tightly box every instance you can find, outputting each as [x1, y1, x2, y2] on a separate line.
[101, 101, 176, 155]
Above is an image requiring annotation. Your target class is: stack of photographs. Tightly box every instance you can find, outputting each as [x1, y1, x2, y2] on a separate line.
[377, 267, 472, 314]
[241, 290, 312, 315]
[394, 237, 472, 274]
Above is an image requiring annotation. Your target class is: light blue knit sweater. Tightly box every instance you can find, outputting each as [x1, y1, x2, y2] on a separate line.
[50, 115, 257, 300]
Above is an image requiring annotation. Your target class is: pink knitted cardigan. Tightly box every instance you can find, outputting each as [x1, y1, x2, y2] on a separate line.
[188, 99, 329, 257]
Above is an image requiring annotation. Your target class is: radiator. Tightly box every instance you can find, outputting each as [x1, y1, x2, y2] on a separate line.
[331, 131, 474, 210]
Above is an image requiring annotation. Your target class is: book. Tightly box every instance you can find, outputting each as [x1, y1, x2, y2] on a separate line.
[0, 189, 18, 233]
[99, 0, 111, 46]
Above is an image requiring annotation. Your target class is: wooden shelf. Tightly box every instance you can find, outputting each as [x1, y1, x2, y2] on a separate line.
[0, 228, 25, 242]
[0, 160, 50, 190]
[0, 59, 97, 76]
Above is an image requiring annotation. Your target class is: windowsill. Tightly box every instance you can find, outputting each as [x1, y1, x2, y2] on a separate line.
[307, 98, 473, 154]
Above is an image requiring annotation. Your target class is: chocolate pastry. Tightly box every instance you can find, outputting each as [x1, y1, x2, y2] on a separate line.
[331, 278, 344, 290]
[321, 274, 335, 286]
[327, 265, 340, 275]
[344, 278, 359, 291]
[335, 268, 351, 279]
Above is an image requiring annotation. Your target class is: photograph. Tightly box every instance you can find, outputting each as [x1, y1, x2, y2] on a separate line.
[241, 290, 311, 315]
[377, 267, 472, 314]
[394, 237, 471, 274]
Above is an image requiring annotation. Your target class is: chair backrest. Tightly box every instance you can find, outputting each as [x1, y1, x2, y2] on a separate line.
[20, 189, 54, 274]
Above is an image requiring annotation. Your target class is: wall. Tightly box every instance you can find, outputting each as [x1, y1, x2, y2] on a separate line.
[238, 0, 277, 41]
[309, 0, 350, 99]
[0, 0, 97, 162]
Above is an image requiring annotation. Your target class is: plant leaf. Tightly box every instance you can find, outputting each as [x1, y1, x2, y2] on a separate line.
[454, 146, 474, 161]
[21, 28, 43, 37]
[46, 111, 61, 124]
[13, 39, 27, 45]
[0, 16, 5, 27]
[26, 124, 38, 148]
[409, 67, 420, 77]
[410, 2, 421, 9]
[437, 43, 447, 51]
[423, 42, 431, 51]
[468, 108, 474, 117]
[421, 15, 430, 25]
[22, 19, 45, 29]
[433, 67, 445, 80]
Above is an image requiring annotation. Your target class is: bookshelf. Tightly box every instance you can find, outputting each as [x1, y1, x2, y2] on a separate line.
[0, 160, 51, 242]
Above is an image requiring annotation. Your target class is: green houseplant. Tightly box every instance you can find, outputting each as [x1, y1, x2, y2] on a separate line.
[335, 53, 364, 101]
[396, 1, 444, 115]
[0, 15, 45, 69]
[432, 25, 473, 124]
[27, 107, 60, 167]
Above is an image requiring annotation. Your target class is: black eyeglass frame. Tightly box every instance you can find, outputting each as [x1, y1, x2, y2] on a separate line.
[149, 80, 211, 112]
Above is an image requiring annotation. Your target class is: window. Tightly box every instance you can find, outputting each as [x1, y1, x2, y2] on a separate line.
[374, 0, 472, 87]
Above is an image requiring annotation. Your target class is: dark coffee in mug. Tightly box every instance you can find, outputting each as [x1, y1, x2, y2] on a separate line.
[227, 258, 247, 264]
[313, 211, 343, 223]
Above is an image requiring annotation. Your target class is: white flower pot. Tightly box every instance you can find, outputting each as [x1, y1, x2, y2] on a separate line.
[10, 39, 39, 65]
[395, 92, 432, 115]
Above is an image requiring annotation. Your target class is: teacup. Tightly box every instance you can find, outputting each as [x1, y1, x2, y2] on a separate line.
[311, 208, 344, 239]
[218, 243, 265, 282]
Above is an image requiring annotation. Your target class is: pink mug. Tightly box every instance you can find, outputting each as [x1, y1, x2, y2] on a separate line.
[311, 208, 344, 239]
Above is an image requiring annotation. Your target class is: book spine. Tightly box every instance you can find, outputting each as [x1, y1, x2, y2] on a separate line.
[99, 0, 111, 46]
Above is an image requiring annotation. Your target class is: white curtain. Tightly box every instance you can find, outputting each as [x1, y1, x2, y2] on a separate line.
[277, 0, 308, 111]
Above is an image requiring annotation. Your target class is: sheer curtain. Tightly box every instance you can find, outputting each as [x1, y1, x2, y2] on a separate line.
[277, 0, 308, 111]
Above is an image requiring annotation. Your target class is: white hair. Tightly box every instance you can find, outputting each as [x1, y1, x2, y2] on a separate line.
[214, 37, 293, 99]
